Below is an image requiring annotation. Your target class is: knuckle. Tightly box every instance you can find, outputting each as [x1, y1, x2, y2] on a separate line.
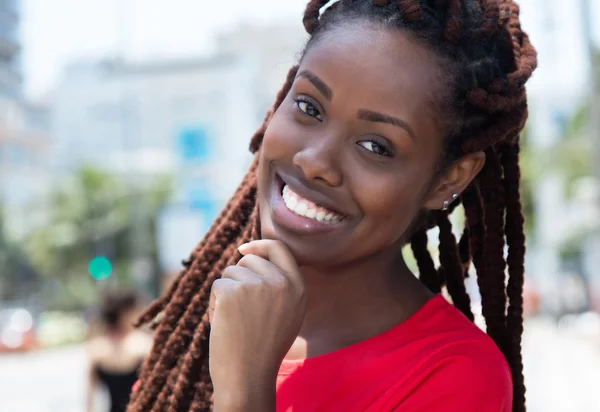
[237, 255, 256, 267]
[270, 274, 291, 291]
[270, 239, 286, 249]
[211, 278, 225, 294]
[221, 265, 239, 278]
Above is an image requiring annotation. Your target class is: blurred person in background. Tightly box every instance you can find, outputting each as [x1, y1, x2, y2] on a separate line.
[128, 0, 537, 411]
[87, 288, 152, 412]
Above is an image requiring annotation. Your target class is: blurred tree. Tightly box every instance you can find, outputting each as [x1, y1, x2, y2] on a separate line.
[0, 201, 41, 301]
[545, 50, 600, 269]
[518, 127, 536, 236]
[24, 166, 173, 309]
[519, 50, 600, 239]
[551, 49, 599, 197]
[549, 105, 592, 198]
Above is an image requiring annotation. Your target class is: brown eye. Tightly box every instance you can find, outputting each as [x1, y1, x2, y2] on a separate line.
[357, 140, 392, 157]
[295, 98, 323, 121]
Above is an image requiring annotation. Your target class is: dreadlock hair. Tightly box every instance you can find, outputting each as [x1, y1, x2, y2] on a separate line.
[127, 1, 537, 411]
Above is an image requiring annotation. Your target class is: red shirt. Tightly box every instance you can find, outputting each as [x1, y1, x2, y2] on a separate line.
[276, 295, 512, 412]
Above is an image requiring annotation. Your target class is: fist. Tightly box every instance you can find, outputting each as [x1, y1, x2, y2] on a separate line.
[208, 240, 307, 396]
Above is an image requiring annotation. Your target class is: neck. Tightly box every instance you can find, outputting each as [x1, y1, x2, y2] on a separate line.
[107, 326, 129, 340]
[297, 247, 431, 340]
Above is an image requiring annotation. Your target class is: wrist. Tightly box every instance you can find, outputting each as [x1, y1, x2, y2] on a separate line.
[213, 389, 275, 412]
[213, 374, 277, 412]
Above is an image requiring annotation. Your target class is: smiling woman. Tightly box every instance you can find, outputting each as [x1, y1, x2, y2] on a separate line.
[127, 1, 537, 412]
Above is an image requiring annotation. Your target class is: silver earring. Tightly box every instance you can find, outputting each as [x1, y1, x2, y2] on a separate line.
[442, 193, 458, 211]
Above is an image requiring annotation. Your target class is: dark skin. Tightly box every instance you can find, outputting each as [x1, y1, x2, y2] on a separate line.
[208, 22, 486, 412]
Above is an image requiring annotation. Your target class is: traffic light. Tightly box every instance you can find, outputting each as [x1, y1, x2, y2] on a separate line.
[88, 256, 112, 280]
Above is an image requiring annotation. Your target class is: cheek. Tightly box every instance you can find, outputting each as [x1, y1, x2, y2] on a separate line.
[353, 170, 429, 233]
[260, 106, 302, 160]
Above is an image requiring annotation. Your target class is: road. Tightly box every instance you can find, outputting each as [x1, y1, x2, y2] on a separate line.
[0, 344, 106, 412]
[0, 319, 599, 412]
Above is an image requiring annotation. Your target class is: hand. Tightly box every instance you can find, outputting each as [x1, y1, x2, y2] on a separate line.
[208, 240, 307, 410]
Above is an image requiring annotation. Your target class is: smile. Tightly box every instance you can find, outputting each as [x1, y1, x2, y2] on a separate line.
[282, 185, 346, 224]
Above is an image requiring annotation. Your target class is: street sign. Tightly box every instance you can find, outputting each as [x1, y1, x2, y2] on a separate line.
[176, 126, 210, 163]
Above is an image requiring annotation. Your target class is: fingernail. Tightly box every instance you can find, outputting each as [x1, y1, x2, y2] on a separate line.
[238, 243, 249, 254]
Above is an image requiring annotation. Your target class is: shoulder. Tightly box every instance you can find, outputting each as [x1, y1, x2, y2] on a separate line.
[124, 330, 153, 356]
[389, 298, 513, 411]
[406, 339, 513, 411]
[423, 297, 512, 391]
[425, 338, 512, 390]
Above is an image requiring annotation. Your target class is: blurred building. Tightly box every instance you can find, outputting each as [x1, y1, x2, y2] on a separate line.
[50, 24, 306, 187]
[0, 0, 22, 102]
[51, 55, 258, 204]
[0, 0, 52, 240]
[217, 24, 308, 109]
[50, 23, 307, 274]
[0, 102, 51, 239]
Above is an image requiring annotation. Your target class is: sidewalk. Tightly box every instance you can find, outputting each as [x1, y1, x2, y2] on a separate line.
[0, 319, 599, 412]
[523, 316, 600, 411]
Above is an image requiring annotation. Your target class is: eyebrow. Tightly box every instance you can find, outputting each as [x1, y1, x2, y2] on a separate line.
[297, 70, 416, 140]
[357, 109, 416, 140]
[297, 70, 333, 101]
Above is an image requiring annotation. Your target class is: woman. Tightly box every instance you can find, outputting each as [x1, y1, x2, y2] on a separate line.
[87, 289, 152, 412]
[128, 0, 537, 411]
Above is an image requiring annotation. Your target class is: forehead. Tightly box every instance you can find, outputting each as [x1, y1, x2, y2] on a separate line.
[301, 22, 449, 124]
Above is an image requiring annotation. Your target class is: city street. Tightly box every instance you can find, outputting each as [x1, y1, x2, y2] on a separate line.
[0, 318, 599, 412]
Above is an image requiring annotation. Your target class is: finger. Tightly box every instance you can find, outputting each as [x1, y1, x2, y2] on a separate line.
[208, 278, 237, 324]
[238, 240, 303, 290]
[221, 265, 261, 283]
[236, 254, 280, 278]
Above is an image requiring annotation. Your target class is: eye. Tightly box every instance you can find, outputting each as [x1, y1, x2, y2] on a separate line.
[357, 140, 393, 157]
[294, 97, 323, 121]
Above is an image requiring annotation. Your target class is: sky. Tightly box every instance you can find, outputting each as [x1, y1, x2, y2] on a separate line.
[18, 0, 600, 101]
[19, 0, 307, 100]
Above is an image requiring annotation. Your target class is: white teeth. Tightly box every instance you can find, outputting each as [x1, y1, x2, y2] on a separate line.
[287, 193, 298, 209]
[281, 184, 344, 224]
[295, 201, 308, 215]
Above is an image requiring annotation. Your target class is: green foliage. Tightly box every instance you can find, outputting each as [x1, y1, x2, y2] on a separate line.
[23, 166, 173, 309]
[518, 127, 537, 236]
[522, 51, 599, 259]
[550, 105, 593, 198]
[0, 202, 41, 300]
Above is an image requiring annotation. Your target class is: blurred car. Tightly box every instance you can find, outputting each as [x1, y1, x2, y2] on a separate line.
[0, 308, 37, 353]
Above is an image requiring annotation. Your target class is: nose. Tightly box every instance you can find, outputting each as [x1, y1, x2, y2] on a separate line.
[292, 139, 343, 187]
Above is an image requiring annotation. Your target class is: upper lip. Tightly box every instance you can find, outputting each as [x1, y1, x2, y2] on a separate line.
[277, 170, 354, 218]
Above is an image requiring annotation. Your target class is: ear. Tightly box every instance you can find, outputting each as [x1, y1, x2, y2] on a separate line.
[423, 151, 486, 211]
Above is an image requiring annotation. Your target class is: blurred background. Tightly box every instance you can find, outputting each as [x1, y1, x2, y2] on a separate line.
[0, 0, 599, 411]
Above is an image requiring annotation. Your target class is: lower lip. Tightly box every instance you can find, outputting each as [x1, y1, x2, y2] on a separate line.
[271, 180, 347, 236]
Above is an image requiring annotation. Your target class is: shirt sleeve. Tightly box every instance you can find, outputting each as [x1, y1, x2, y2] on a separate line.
[392, 342, 513, 412]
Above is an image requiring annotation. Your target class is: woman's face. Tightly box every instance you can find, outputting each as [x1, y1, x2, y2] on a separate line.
[258, 22, 459, 267]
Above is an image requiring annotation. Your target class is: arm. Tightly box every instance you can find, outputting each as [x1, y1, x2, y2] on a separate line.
[213, 379, 276, 412]
[86, 359, 97, 412]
